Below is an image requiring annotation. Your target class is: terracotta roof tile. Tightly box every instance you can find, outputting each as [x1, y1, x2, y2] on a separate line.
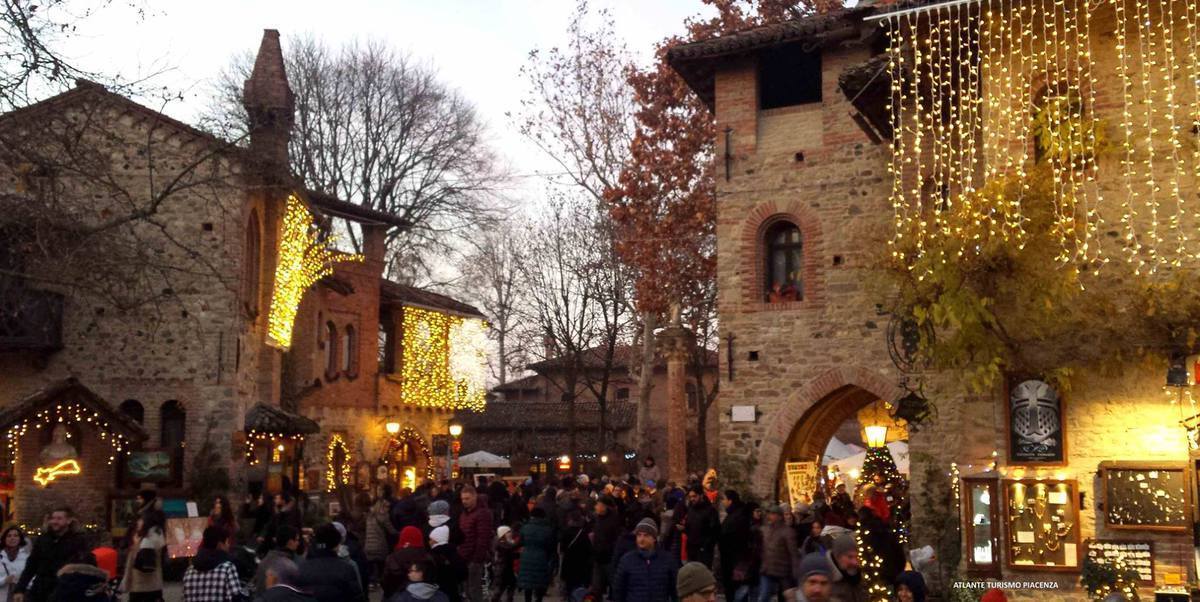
[380, 280, 485, 319]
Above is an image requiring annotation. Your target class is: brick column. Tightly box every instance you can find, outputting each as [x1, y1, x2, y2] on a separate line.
[657, 319, 695, 485]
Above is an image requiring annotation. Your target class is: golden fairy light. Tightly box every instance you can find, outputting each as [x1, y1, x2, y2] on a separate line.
[325, 433, 353, 492]
[884, 0, 1200, 277]
[400, 307, 488, 412]
[266, 194, 363, 349]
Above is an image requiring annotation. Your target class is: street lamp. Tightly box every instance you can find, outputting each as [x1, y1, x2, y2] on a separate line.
[385, 421, 401, 435]
[600, 454, 609, 464]
[446, 421, 463, 480]
[864, 425, 888, 448]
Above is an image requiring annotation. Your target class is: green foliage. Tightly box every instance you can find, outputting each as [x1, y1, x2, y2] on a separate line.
[1032, 93, 1107, 167]
[718, 454, 762, 506]
[886, 168, 1200, 392]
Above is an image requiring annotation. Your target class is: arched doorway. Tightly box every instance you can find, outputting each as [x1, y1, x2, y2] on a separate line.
[380, 427, 433, 492]
[756, 367, 902, 498]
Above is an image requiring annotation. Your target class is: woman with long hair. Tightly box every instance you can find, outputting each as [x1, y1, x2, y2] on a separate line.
[0, 526, 29, 602]
[120, 509, 166, 602]
[208, 495, 238, 543]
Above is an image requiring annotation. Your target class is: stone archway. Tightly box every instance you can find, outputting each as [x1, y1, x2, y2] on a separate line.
[754, 367, 901, 497]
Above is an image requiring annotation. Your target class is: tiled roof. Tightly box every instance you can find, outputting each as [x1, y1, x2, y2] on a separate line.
[379, 280, 485, 319]
[0, 378, 148, 441]
[456, 400, 637, 431]
[491, 374, 542, 393]
[304, 189, 411, 230]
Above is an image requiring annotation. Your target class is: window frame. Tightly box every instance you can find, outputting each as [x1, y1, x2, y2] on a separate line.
[341, 324, 357, 378]
[324, 321, 339, 381]
[764, 221, 804, 302]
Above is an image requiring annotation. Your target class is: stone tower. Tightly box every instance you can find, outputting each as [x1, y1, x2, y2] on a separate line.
[243, 29, 294, 173]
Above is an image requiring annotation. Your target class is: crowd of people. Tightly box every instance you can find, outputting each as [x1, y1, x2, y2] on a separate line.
[0, 460, 1007, 602]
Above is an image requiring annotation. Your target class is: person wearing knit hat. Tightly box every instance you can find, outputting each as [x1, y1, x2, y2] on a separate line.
[677, 561, 717, 601]
[427, 524, 464, 602]
[783, 552, 834, 602]
[613, 514, 678, 602]
[427, 500, 451, 529]
[824, 532, 864, 602]
[895, 570, 927, 602]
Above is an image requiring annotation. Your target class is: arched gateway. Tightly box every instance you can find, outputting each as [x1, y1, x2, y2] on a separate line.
[753, 367, 901, 497]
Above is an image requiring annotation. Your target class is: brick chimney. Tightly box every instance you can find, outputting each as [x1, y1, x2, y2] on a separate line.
[243, 29, 294, 173]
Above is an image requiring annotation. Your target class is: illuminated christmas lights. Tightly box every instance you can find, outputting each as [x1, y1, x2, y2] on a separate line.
[325, 433, 353, 492]
[383, 426, 436, 481]
[33, 459, 81, 486]
[885, 0, 1200, 277]
[400, 306, 488, 411]
[266, 194, 363, 349]
[4, 402, 133, 467]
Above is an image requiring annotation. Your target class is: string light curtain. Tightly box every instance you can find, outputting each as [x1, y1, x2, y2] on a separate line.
[885, 0, 1200, 277]
[266, 195, 363, 349]
[400, 306, 489, 411]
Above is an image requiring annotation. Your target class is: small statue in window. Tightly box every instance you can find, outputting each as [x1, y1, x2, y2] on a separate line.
[40, 424, 78, 464]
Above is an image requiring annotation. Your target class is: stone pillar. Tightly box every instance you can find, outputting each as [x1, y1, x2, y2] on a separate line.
[657, 315, 695, 485]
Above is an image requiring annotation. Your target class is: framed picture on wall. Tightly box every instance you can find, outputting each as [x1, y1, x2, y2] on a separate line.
[1099, 462, 1189, 532]
[1006, 378, 1067, 465]
[125, 450, 174, 483]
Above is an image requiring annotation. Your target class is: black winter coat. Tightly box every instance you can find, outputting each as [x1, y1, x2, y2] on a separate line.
[684, 499, 720, 563]
[591, 511, 622, 564]
[298, 548, 365, 602]
[15, 526, 89, 602]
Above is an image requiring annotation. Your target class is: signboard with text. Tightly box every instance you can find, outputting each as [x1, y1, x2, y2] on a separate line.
[785, 461, 819, 508]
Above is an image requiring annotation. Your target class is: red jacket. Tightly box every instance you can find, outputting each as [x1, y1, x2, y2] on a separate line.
[457, 499, 494, 563]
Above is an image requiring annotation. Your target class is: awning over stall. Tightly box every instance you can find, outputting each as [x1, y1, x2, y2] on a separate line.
[243, 403, 320, 436]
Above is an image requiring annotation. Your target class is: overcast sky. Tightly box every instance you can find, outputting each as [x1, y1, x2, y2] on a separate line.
[53, 0, 717, 207]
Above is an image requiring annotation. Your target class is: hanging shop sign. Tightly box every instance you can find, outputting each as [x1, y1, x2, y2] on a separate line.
[1003, 479, 1081, 572]
[785, 461, 819, 508]
[1099, 462, 1189, 532]
[1084, 540, 1154, 585]
[1006, 379, 1066, 465]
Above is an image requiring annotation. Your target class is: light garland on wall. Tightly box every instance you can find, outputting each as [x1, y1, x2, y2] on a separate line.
[382, 426, 435, 480]
[266, 194, 363, 350]
[325, 433, 353, 492]
[885, 0, 1200, 278]
[857, 530, 891, 602]
[4, 402, 132, 466]
[400, 306, 488, 411]
[34, 459, 81, 486]
[243, 430, 305, 467]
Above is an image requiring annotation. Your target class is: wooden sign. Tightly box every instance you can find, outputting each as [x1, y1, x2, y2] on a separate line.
[1100, 462, 1189, 532]
[1006, 379, 1066, 465]
[1084, 540, 1154, 585]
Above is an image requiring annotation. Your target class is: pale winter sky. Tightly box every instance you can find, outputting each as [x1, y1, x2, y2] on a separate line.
[52, 0, 720, 207]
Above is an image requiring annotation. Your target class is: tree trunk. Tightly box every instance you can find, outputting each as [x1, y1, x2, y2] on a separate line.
[566, 390, 577, 463]
[694, 375, 709, 470]
[497, 327, 507, 385]
[635, 311, 657, 455]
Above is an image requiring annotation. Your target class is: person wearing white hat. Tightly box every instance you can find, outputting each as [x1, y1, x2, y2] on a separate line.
[428, 525, 465, 602]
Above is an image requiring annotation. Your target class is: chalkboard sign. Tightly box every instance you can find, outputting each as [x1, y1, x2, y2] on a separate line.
[1006, 379, 1066, 465]
[1085, 540, 1154, 585]
[1100, 462, 1189, 531]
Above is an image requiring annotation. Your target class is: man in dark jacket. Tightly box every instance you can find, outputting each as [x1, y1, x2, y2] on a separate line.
[298, 524, 365, 602]
[613, 518, 678, 602]
[13, 507, 89, 602]
[718, 491, 752, 597]
[758, 504, 798, 601]
[458, 486, 493, 602]
[257, 555, 317, 601]
[684, 486, 720, 569]
[590, 496, 622, 598]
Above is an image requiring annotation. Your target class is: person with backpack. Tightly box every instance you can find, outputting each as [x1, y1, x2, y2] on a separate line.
[120, 509, 166, 602]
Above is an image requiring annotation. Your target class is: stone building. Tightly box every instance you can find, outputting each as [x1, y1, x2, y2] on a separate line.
[0, 29, 486, 530]
[461, 346, 719, 476]
[669, 0, 1199, 596]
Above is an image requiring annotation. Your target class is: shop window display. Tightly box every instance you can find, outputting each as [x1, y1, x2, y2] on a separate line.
[963, 477, 1001, 577]
[1099, 462, 1189, 531]
[1003, 479, 1080, 571]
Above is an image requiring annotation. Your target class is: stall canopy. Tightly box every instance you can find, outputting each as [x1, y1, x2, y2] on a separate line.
[457, 450, 511, 469]
[831, 441, 910, 475]
[243, 403, 320, 435]
[822, 437, 865, 464]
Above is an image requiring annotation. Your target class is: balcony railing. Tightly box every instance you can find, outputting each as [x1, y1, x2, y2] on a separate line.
[0, 288, 64, 352]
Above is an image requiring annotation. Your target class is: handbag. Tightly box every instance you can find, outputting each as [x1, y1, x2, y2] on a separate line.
[133, 547, 157, 573]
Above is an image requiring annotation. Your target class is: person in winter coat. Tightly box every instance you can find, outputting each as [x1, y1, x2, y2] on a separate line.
[297, 524, 365, 602]
[389, 560, 449, 602]
[822, 534, 865, 602]
[458, 486, 494, 602]
[261, 493, 302, 555]
[894, 571, 926, 602]
[13, 508, 89, 602]
[253, 525, 301, 595]
[731, 503, 764, 602]
[758, 505, 798, 602]
[255, 555, 316, 602]
[120, 510, 167, 602]
[516, 508, 556, 602]
[684, 487, 720, 569]
[677, 561, 717, 602]
[800, 519, 829, 557]
[331, 522, 369, 595]
[612, 518, 678, 602]
[209, 497, 239, 545]
[718, 491, 752, 597]
[426, 501, 452, 540]
[589, 496, 622, 599]
[784, 553, 834, 602]
[427, 526, 464, 602]
[49, 560, 110, 601]
[662, 499, 687, 563]
[382, 527, 431, 600]
[0, 527, 30, 602]
[393, 497, 427, 538]
[366, 495, 399, 578]
[491, 526, 518, 602]
[182, 526, 248, 602]
[558, 504, 592, 596]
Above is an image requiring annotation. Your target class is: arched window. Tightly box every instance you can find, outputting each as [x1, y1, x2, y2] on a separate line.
[764, 221, 804, 301]
[324, 321, 338, 378]
[161, 400, 185, 449]
[243, 211, 262, 317]
[341, 325, 356, 375]
[119, 400, 144, 424]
